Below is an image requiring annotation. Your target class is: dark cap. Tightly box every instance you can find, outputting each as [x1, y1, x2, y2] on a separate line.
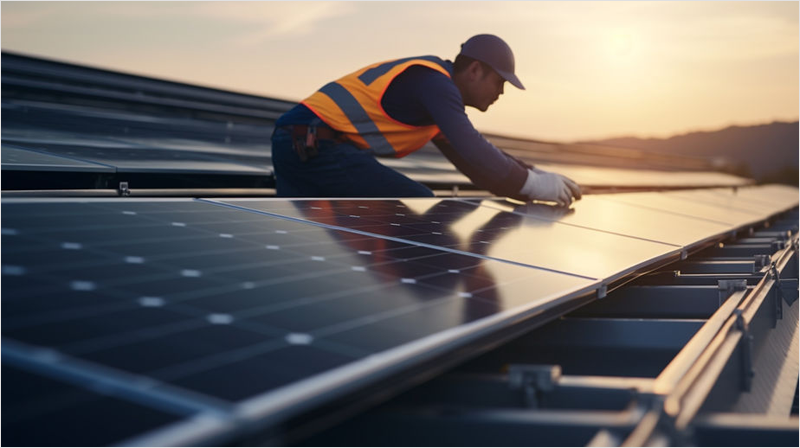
[459, 34, 525, 90]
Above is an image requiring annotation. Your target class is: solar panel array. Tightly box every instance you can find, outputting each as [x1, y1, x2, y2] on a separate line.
[3, 185, 797, 445]
[2, 51, 752, 193]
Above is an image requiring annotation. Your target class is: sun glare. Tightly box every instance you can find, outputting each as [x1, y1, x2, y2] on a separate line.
[608, 31, 633, 58]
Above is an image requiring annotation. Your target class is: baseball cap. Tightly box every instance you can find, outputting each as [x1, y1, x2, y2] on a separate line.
[459, 34, 525, 90]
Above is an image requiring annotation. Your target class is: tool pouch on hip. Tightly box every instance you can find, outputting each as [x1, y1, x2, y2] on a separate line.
[291, 128, 319, 163]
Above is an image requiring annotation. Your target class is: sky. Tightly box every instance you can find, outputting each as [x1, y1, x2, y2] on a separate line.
[1, 1, 798, 142]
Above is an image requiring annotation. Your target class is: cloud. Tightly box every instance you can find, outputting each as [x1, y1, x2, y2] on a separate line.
[1, 2, 71, 29]
[2, 2, 357, 46]
[193, 2, 357, 46]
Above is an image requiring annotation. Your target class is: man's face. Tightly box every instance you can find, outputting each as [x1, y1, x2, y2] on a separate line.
[464, 62, 506, 112]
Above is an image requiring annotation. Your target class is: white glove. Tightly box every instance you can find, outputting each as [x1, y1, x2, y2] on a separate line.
[518, 169, 582, 207]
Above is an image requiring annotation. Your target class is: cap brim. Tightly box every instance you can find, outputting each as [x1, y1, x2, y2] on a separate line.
[497, 70, 525, 90]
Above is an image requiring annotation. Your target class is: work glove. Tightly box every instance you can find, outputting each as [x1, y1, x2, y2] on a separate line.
[518, 168, 582, 207]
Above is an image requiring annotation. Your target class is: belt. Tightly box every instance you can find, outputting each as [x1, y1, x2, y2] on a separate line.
[282, 124, 343, 142]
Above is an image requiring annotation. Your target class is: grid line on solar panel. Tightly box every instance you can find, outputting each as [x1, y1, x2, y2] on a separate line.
[3, 339, 233, 415]
[2, 361, 200, 447]
[208, 198, 689, 282]
[459, 198, 690, 248]
[201, 198, 599, 281]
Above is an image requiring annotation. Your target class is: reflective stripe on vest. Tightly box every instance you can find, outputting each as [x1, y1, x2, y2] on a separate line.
[302, 56, 452, 157]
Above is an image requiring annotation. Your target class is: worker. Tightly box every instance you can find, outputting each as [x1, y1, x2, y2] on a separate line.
[271, 34, 582, 206]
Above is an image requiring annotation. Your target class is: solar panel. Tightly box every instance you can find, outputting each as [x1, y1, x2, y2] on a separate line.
[2, 198, 597, 445]
[213, 198, 681, 281]
[1, 145, 114, 172]
[5, 141, 270, 175]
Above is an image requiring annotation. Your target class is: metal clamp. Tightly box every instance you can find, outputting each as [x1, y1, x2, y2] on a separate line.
[118, 182, 130, 197]
[717, 279, 747, 307]
[771, 263, 798, 306]
[753, 254, 771, 273]
[734, 309, 755, 392]
[771, 240, 787, 252]
[773, 268, 783, 328]
[508, 364, 561, 409]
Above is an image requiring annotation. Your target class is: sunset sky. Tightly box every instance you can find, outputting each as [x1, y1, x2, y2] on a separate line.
[2, 1, 798, 142]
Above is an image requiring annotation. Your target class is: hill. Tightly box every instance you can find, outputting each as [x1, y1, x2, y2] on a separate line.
[578, 121, 799, 185]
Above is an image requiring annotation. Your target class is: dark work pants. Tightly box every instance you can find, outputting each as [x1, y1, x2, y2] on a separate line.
[271, 128, 434, 198]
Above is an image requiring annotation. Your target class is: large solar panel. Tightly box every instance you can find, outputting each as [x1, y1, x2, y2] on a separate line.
[2, 197, 598, 445]
[3, 187, 798, 445]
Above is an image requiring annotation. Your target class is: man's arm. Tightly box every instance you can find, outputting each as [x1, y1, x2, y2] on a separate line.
[415, 72, 530, 198]
[385, 66, 580, 205]
[432, 135, 529, 201]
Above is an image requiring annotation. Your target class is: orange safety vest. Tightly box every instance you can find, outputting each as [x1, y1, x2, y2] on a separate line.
[302, 56, 452, 158]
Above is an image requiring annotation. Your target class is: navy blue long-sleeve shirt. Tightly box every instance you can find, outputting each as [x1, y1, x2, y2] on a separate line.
[276, 62, 529, 198]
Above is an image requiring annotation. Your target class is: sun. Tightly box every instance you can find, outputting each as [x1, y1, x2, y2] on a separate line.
[607, 30, 634, 59]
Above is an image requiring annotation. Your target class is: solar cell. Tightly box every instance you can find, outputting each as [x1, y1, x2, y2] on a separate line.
[213, 198, 681, 281]
[2, 197, 597, 445]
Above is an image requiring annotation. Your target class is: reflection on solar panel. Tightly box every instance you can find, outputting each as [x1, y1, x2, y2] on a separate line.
[2, 185, 797, 445]
[212, 198, 681, 281]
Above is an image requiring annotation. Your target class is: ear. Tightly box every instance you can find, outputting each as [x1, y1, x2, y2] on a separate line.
[467, 60, 484, 80]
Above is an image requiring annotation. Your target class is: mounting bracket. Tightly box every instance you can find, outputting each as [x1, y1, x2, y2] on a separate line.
[717, 279, 747, 307]
[118, 182, 130, 197]
[508, 364, 561, 409]
[734, 309, 755, 392]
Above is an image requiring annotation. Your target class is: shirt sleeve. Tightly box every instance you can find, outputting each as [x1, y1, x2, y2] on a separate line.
[413, 68, 530, 198]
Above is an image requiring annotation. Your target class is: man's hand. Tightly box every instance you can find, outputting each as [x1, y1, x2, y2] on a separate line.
[518, 169, 582, 207]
